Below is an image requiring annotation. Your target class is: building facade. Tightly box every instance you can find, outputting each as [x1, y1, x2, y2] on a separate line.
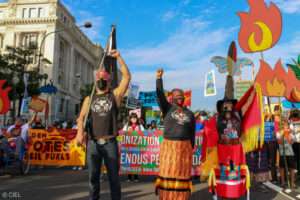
[0, 0, 103, 123]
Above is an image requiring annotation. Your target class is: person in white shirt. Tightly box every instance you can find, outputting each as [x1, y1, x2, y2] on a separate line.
[122, 113, 144, 182]
[7, 114, 36, 159]
[122, 113, 145, 132]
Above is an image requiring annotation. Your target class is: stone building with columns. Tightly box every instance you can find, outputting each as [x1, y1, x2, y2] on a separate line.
[0, 0, 103, 123]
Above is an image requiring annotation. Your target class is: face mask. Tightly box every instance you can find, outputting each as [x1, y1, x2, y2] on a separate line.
[97, 79, 107, 91]
[173, 97, 184, 107]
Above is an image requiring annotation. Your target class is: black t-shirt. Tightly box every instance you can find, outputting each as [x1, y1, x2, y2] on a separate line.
[90, 92, 118, 138]
[156, 78, 196, 146]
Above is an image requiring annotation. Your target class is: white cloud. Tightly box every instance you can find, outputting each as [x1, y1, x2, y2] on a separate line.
[269, 0, 300, 14]
[124, 17, 300, 110]
[123, 17, 235, 110]
[161, 10, 178, 22]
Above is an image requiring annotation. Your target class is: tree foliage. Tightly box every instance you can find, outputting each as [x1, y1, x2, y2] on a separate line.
[0, 45, 46, 100]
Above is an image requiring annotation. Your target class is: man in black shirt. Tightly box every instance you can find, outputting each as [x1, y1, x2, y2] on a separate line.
[76, 50, 131, 200]
[155, 69, 195, 200]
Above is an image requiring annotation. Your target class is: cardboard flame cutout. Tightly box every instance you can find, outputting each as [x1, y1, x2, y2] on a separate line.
[237, 0, 282, 53]
[255, 60, 300, 102]
[0, 80, 11, 114]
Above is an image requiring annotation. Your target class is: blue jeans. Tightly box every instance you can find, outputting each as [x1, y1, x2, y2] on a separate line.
[87, 139, 121, 200]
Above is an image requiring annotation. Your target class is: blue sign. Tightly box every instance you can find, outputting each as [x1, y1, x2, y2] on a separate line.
[282, 99, 300, 109]
[138, 91, 158, 107]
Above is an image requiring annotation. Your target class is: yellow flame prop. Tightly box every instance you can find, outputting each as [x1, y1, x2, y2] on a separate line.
[248, 21, 273, 52]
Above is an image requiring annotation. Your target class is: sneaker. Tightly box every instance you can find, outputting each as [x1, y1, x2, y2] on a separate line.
[134, 179, 139, 183]
[127, 179, 132, 182]
[77, 167, 83, 170]
[72, 167, 77, 170]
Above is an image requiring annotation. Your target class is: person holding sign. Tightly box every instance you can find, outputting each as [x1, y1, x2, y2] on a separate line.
[75, 50, 131, 200]
[123, 112, 144, 182]
[155, 69, 195, 200]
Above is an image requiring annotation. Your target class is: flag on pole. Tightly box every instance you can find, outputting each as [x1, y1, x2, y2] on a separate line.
[235, 83, 264, 152]
[104, 25, 118, 89]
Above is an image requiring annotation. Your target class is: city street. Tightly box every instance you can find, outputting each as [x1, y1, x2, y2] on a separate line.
[0, 168, 295, 200]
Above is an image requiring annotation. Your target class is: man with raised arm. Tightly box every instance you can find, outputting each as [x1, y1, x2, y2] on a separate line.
[75, 49, 131, 200]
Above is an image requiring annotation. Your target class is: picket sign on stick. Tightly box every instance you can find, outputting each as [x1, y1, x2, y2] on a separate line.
[259, 50, 291, 189]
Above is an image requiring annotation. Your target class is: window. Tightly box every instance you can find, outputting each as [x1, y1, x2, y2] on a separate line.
[21, 33, 38, 64]
[58, 74, 62, 85]
[22, 33, 38, 48]
[81, 60, 87, 85]
[29, 8, 37, 18]
[22, 8, 26, 18]
[38, 8, 43, 17]
[59, 99, 65, 113]
[0, 34, 4, 49]
[58, 40, 69, 89]
[63, 16, 67, 23]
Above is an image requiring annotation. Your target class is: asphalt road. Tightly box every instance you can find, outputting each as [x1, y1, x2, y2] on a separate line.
[0, 168, 295, 200]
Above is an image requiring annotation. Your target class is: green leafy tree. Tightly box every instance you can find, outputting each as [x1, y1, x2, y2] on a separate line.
[0, 45, 47, 118]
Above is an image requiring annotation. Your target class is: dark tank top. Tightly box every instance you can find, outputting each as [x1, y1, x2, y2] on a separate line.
[90, 92, 118, 138]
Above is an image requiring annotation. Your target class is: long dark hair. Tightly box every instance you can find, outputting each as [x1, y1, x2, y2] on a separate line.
[128, 113, 140, 126]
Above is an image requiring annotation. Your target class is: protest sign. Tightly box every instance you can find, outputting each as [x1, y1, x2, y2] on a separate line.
[26, 129, 86, 166]
[118, 128, 203, 176]
[126, 83, 140, 108]
[235, 80, 253, 100]
[204, 70, 217, 97]
[138, 91, 158, 107]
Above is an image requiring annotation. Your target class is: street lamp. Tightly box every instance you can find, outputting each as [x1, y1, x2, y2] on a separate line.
[37, 21, 92, 73]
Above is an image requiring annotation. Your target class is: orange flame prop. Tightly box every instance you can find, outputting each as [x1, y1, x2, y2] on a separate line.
[0, 80, 11, 114]
[237, 0, 282, 53]
[255, 60, 300, 102]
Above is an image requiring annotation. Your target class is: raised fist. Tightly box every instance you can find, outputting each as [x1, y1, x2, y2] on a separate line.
[156, 68, 164, 79]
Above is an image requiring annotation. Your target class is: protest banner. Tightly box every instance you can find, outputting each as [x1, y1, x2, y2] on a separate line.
[138, 91, 158, 107]
[118, 127, 203, 176]
[20, 97, 31, 115]
[0, 80, 11, 114]
[204, 70, 217, 97]
[145, 109, 161, 125]
[26, 129, 86, 166]
[29, 96, 48, 112]
[118, 130, 163, 175]
[126, 83, 140, 108]
[234, 80, 253, 100]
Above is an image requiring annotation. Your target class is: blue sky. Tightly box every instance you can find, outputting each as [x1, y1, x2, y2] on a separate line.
[3, 0, 300, 110]
[61, 0, 300, 110]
